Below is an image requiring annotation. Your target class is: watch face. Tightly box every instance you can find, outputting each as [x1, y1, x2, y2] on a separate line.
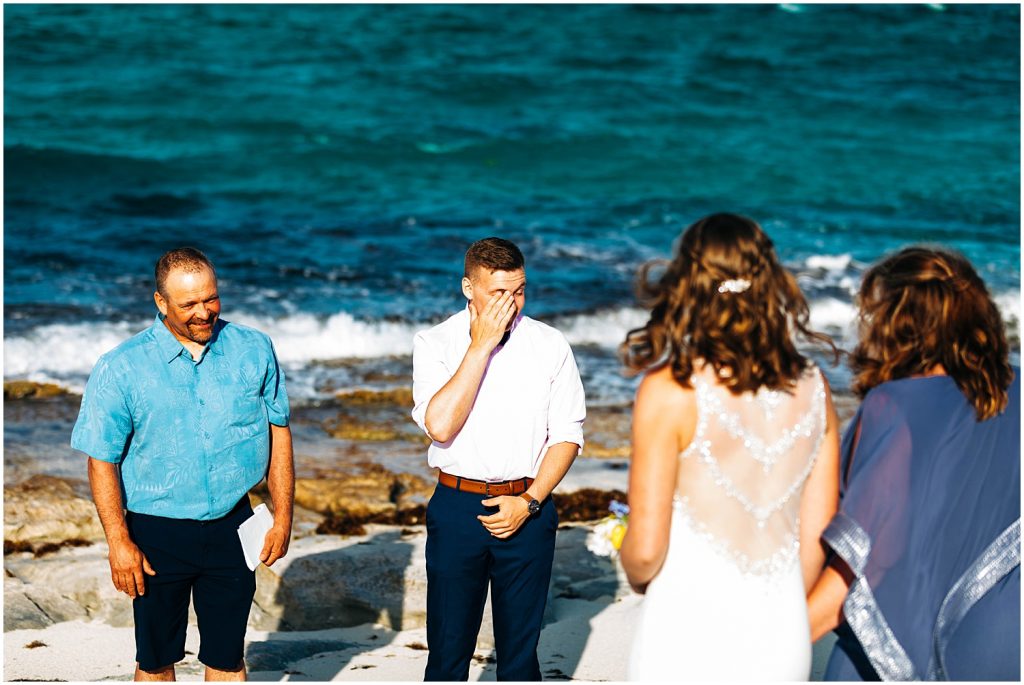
[528, 499, 541, 515]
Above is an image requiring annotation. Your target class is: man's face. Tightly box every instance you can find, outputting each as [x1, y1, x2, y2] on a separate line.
[462, 267, 526, 330]
[154, 266, 221, 345]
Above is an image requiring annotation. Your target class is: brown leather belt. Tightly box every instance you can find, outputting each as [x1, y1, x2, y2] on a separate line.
[438, 471, 533, 496]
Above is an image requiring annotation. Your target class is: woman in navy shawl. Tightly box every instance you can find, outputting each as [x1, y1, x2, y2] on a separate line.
[807, 246, 1020, 681]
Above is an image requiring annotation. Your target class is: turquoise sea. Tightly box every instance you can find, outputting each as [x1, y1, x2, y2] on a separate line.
[4, 4, 1020, 406]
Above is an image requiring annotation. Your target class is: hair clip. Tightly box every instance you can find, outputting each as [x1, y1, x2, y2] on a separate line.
[717, 278, 751, 294]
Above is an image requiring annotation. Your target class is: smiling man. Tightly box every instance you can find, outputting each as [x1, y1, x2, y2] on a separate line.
[412, 237, 586, 681]
[71, 247, 293, 682]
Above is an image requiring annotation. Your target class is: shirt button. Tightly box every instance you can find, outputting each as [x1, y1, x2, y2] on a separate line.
[199, 399, 206, 406]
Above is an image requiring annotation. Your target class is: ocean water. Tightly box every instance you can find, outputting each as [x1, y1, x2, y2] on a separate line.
[4, 4, 1020, 406]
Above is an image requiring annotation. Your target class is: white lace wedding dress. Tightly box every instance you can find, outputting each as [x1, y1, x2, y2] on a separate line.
[628, 364, 827, 681]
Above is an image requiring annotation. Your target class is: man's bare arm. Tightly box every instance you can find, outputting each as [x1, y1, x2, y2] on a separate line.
[260, 423, 294, 566]
[87, 457, 155, 598]
[424, 292, 516, 442]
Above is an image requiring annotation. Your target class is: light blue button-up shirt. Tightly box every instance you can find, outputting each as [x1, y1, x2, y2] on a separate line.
[71, 314, 290, 520]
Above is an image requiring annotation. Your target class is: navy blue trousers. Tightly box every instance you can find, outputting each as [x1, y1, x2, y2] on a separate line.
[128, 497, 255, 672]
[424, 484, 557, 681]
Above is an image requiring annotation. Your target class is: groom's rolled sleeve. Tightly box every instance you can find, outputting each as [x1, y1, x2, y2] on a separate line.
[70, 355, 133, 463]
[411, 331, 451, 437]
[546, 339, 586, 454]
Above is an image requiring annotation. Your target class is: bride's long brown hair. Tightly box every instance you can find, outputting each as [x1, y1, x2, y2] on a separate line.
[851, 246, 1012, 420]
[620, 213, 836, 393]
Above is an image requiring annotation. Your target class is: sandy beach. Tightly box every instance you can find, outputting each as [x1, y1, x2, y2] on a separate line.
[4, 525, 839, 682]
[4, 528, 642, 682]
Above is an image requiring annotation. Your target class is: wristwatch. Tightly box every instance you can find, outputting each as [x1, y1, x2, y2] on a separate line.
[520, 492, 541, 516]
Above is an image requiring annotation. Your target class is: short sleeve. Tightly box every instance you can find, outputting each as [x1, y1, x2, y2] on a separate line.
[828, 389, 913, 580]
[70, 354, 133, 463]
[411, 331, 452, 437]
[262, 340, 290, 426]
[545, 336, 586, 454]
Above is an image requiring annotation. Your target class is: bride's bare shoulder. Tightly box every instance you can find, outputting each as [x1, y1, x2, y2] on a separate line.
[636, 364, 695, 409]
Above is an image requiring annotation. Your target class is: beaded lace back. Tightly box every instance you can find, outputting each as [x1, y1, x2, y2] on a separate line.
[674, 363, 827, 577]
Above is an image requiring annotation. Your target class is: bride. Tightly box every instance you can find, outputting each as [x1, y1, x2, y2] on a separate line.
[619, 213, 840, 680]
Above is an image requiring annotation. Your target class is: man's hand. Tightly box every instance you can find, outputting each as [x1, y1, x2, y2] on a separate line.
[477, 495, 531, 539]
[468, 291, 516, 354]
[260, 522, 291, 567]
[107, 535, 156, 599]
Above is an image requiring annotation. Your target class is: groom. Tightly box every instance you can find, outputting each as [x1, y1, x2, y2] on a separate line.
[411, 237, 586, 681]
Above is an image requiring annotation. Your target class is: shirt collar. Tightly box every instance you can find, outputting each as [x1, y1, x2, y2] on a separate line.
[151, 314, 225, 363]
[508, 311, 523, 334]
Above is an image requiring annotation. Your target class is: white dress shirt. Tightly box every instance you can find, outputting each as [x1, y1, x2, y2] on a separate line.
[412, 308, 586, 481]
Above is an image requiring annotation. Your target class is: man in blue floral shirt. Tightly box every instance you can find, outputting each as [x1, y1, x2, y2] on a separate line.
[71, 247, 293, 682]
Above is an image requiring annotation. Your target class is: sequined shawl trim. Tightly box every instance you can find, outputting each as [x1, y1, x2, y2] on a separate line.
[927, 518, 1020, 680]
[824, 513, 1021, 681]
[822, 512, 917, 680]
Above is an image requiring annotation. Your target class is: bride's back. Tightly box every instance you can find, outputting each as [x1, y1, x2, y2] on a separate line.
[675, 362, 827, 576]
[621, 214, 839, 680]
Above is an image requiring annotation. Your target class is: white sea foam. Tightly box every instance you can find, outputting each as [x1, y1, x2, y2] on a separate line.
[804, 253, 853, 272]
[3, 321, 145, 393]
[554, 295, 862, 349]
[4, 289, 1019, 396]
[2, 313, 425, 393]
[994, 291, 1021, 327]
[228, 311, 421, 363]
[808, 297, 858, 335]
[555, 308, 649, 347]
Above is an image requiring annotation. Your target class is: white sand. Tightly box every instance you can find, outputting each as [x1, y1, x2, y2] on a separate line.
[2, 596, 836, 681]
[4, 593, 644, 682]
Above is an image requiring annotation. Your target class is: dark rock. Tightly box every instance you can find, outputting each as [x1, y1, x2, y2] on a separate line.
[31, 539, 93, 558]
[3, 381, 68, 400]
[323, 414, 429, 444]
[4, 540, 34, 555]
[336, 387, 413, 407]
[293, 463, 432, 521]
[317, 505, 427, 536]
[245, 639, 353, 672]
[553, 488, 628, 522]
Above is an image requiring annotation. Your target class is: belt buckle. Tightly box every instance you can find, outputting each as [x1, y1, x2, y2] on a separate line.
[485, 482, 495, 496]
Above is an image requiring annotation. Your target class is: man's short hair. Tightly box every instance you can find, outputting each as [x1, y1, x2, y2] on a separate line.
[464, 237, 525, 278]
[155, 247, 215, 297]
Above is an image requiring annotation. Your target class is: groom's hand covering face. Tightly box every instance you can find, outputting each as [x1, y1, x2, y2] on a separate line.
[465, 268, 526, 350]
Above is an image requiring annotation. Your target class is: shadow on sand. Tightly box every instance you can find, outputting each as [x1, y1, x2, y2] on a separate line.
[246, 528, 417, 680]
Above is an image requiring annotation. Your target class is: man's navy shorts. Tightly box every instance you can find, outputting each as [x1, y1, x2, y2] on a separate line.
[127, 497, 256, 671]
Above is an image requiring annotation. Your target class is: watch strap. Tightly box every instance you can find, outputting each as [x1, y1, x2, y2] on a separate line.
[520, 492, 541, 515]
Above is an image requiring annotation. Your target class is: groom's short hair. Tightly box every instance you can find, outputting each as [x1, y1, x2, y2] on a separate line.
[464, 237, 525, 278]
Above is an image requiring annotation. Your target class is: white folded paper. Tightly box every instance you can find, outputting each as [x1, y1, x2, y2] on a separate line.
[237, 503, 275, 571]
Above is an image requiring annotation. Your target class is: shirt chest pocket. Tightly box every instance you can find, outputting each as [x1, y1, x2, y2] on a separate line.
[200, 364, 267, 438]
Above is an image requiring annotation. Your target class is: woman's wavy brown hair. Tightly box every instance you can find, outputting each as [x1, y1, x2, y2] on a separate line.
[851, 246, 1012, 420]
[620, 213, 836, 394]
